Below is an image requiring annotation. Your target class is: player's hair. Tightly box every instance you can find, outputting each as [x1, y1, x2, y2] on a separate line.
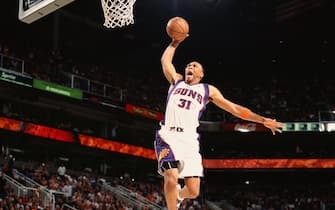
[201, 65, 206, 74]
[197, 61, 206, 75]
[189, 60, 205, 74]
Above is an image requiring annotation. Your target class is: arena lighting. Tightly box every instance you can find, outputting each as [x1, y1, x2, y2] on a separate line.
[1, 116, 335, 167]
[319, 122, 335, 132]
[23, 123, 75, 143]
[235, 127, 252, 132]
[10, 148, 24, 154]
[233, 123, 256, 132]
[58, 157, 69, 161]
[326, 123, 335, 132]
[78, 134, 156, 160]
[319, 123, 325, 131]
[203, 159, 335, 169]
[0, 117, 22, 132]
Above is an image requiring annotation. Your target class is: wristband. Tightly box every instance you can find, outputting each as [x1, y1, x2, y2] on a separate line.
[240, 108, 251, 120]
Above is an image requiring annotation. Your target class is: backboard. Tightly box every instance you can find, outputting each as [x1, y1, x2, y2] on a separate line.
[18, 0, 75, 24]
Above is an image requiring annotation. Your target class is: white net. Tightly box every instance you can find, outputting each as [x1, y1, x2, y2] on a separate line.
[101, 0, 136, 28]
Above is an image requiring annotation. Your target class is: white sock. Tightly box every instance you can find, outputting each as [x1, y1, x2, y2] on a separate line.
[177, 193, 183, 201]
[177, 184, 183, 200]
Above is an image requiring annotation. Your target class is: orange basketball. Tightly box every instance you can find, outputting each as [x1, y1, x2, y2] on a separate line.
[166, 17, 189, 41]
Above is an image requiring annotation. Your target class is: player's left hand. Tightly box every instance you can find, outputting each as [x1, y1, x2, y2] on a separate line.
[173, 34, 189, 44]
[263, 118, 285, 135]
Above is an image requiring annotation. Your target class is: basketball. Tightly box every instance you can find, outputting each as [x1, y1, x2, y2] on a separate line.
[166, 16, 189, 41]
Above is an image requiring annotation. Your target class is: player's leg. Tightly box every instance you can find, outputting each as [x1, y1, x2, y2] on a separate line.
[179, 176, 201, 199]
[177, 152, 202, 201]
[154, 133, 184, 210]
[163, 167, 179, 210]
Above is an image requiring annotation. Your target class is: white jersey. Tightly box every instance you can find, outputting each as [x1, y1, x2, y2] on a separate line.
[156, 80, 210, 178]
[162, 80, 209, 134]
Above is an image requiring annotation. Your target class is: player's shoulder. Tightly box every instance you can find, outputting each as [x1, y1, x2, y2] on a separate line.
[207, 84, 216, 90]
[176, 73, 183, 81]
[207, 84, 220, 95]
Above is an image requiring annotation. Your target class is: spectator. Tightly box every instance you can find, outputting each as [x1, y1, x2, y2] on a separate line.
[0, 171, 6, 198]
[57, 162, 66, 181]
[3, 154, 15, 177]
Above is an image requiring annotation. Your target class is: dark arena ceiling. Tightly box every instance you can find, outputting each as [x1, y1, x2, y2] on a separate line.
[1, 0, 334, 78]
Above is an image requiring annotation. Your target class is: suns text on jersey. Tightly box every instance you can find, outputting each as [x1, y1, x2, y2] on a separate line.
[173, 88, 203, 104]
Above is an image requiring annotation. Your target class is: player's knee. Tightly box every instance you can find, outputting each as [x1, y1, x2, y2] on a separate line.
[187, 186, 200, 198]
[164, 171, 178, 187]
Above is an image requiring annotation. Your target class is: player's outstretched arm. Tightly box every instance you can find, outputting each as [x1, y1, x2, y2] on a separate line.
[161, 40, 185, 85]
[208, 85, 284, 135]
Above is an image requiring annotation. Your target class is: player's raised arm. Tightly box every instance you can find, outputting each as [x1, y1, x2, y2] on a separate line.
[208, 85, 284, 135]
[160, 40, 182, 85]
[161, 17, 189, 85]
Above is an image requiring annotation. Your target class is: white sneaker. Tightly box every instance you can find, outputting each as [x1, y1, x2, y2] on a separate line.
[176, 184, 184, 209]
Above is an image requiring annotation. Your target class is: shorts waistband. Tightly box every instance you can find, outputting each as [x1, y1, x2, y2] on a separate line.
[160, 123, 195, 133]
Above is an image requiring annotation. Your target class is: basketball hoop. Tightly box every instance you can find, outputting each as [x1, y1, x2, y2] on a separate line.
[101, 0, 136, 28]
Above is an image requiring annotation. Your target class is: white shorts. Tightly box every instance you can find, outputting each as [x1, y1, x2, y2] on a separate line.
[154, 127, 203, 178]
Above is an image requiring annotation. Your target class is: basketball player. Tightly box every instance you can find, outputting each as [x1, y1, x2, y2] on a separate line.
[154, 37, 285, 210]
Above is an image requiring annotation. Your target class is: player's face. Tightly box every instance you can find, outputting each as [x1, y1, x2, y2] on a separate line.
[185, 61, 204, 84]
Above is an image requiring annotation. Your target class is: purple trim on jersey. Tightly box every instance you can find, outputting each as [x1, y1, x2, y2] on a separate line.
[154, 131, 176, 168]
[161, 80, 183, 125]
[198, 83, 209, 120]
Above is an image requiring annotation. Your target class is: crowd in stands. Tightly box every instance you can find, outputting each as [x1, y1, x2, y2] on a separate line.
[2, 152, 335, 210]
[0, 151, 206, 210]
[217, 184, 335, 210]
[204, 169, 335, 210]
[1, 40, 334, 123]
